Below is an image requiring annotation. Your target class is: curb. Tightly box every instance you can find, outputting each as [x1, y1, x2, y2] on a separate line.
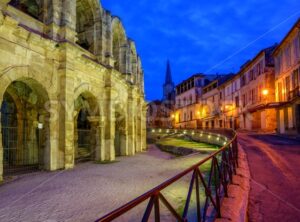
[216, 144, 251, 222]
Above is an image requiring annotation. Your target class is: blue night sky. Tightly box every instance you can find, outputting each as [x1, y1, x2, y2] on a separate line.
[101, 0, 300, 101]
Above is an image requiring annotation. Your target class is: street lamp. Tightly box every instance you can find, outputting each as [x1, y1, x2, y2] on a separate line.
[262, 89, 269, 96]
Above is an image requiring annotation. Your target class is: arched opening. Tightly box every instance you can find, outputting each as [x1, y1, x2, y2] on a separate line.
[1, 80, 50, 176]
[112, 19, 127, 73]
[9, 0, 42, 21]
[74, 93, 99, 163]
[76, 0, 96, 53]
[114, 105, 126, 156]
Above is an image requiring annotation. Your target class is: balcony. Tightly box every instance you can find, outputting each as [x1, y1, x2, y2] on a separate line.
[288, 86, 300, 101]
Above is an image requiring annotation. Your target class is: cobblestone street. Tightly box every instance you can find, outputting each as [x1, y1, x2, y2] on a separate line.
[0, 146, 208, 222]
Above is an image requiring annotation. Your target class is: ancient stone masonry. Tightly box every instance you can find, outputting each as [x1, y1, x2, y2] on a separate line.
[0, 0, 147, 181]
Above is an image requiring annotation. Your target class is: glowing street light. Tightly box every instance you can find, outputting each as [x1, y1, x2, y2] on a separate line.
[262, 89, 269, 96]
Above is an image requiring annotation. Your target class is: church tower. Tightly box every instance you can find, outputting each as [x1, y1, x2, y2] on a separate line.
[163, 60, 175, 103]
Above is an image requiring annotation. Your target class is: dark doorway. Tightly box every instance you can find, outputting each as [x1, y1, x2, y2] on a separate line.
[76, 109, 92, 162]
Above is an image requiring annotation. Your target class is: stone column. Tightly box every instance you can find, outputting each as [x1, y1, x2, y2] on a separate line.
[45, 101, 61, 170]
[87, 116, 100, 161]
[135, 99, 142, 153]
[141, 102, 147, 151]
[59, 0, 77, 42]
[94, 18, 103, 62]
[0, 94, 3, 182]
[58, 65, 75, 169]
[127, 95, 136, 155]
[104, 87, 116, 161]
[103, 12, 114, 67]
[120, 113, 129, 156]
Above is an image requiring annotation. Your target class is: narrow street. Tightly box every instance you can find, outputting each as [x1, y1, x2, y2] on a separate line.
[238, 133, 300, 222]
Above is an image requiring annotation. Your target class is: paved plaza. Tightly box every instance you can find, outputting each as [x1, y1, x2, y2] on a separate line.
[0, 146, 209, 222]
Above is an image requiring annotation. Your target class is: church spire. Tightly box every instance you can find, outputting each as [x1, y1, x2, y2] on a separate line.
[165, 60, 173, 84]
[163, 60, 175, 102]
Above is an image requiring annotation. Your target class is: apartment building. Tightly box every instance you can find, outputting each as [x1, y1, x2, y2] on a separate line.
[173, 75, 209, 128]
[273, 19, 300, 134]
[221, 75, 241, 129]
[201, 75, 234, 129]
[238, 45, 277, 131]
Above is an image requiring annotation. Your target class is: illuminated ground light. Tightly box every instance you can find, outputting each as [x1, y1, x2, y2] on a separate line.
[217, 137, 220, 141]
[166, 129, 170, 133]
[208, 135, 211, 139]
[159, 129, 162, 133]
[152, 129, 155, 133]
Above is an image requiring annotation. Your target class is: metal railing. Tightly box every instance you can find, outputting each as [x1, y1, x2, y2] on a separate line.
[95, 129, 238, 222]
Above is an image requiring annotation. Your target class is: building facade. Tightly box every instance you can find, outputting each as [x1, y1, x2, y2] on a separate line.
[238, 46, 277, 131]
[274, 19, 300, 134]
[0, 0, 146, 182]
[173, 75, 209, 129]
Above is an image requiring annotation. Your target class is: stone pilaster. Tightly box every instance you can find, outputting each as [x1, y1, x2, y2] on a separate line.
[57, 0, 76, 42]
[119, 113, 129, 156]
[58, 54, 76, 169]
[0, 95, 3, 182]
[0, 0, 10, 10]
[87, 116, 101, 161]
[127, 94, 136, 155]
[135, 99, 142, 153]
[103, 11, 113, 66]
[46, 102, 61, 170]
[141, 102, 147, 151]
[104, 87, 116, 161]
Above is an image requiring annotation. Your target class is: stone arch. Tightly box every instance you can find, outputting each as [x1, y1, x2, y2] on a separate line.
[74, 90, 100, 162]
[111, 17, 128, 73]
[9, 0, 44, 22]
[114, 102, 127, 156]
[75, 0, 103, 54]
[0, 77, 51, 176]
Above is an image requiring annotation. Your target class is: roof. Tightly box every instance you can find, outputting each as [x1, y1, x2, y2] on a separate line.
[175, 74, 205, 87]
[273, 18, 300, 56]
[203, 74, 235, 91]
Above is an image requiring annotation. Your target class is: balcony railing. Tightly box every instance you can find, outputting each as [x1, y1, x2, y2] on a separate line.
[288, 86, 300, 101]
[95, 129, 238, 222]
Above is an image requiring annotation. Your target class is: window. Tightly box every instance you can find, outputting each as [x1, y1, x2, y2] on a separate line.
[242, 94, 246, 107]
[184, 113, 187, 121]
[235, 96, 239, 107]
[241, 75, 246, 87]
[190, 111, 193, 120]
[286, 76, 291, 96]
[219, 120, 223, 128]
[220, 92, 223, 99]
[286, 45, 292, 68]
[292, 69, 299, 89]
[257, 62, 261, 75]
[249, 70, 254, 81]
[278, 82, 283, 102]
[189, 95, 193, 104]
[251, 89, 255, 104]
